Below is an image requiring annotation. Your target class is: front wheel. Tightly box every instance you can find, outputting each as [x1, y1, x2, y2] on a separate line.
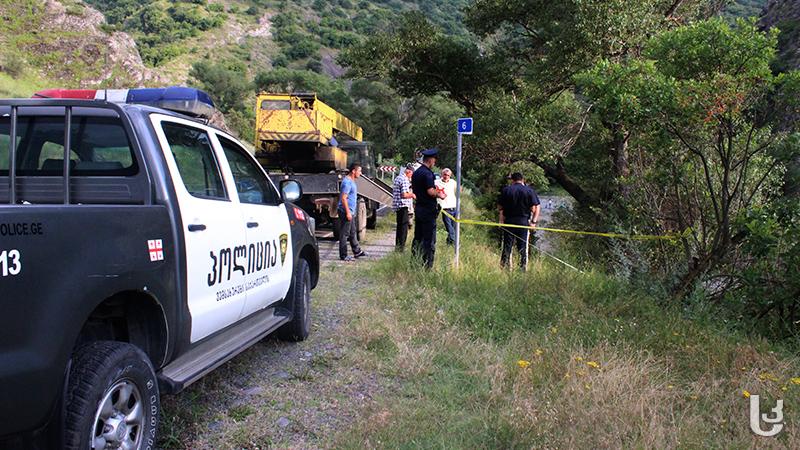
[277, 258, 311, 341]
[64, 341, 160, 450]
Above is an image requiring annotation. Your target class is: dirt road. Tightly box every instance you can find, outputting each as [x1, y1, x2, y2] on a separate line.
[159, 231, 396, 449]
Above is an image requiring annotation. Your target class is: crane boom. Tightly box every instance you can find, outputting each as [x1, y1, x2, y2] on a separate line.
[255, 92, 362, 146]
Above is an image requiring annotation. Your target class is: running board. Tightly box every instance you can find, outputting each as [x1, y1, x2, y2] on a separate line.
[158, 308, 289, 394]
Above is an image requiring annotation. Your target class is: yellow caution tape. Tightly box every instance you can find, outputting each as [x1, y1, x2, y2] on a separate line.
[441, 210, 687, 241]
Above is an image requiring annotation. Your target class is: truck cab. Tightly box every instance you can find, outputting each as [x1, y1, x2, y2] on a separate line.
[0, 88, 319, 449]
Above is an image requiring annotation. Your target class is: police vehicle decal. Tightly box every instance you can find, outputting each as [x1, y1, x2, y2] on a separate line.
[147, 240, 165, 262]
[0, 249, 21, 277]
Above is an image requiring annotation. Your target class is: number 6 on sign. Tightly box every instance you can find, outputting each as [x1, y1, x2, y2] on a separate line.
[457, 118, 473, 135]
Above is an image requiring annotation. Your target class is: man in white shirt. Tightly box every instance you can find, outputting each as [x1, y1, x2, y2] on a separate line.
[436, 168, 458, 245]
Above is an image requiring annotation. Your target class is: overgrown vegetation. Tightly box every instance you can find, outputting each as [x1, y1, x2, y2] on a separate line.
[344, 0, 800, 342]
[333, 202, 800, 447]
[84, 0, 225, 65]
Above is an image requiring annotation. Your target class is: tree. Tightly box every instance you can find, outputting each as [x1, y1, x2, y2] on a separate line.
[577, 19, 800, 298]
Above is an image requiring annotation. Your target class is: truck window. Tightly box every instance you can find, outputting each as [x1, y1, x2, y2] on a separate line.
[261, 100, 291, 110]
[161, 122, 227, 200]
[217, 135, 281, 205]
[0, 116, 137, 176]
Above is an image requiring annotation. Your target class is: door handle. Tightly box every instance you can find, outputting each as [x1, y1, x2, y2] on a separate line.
[188, 224, 206, 232]
[247, 221, 259, 228]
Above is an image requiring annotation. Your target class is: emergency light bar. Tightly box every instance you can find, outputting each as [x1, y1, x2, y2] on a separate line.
[32, 87, 216, 119]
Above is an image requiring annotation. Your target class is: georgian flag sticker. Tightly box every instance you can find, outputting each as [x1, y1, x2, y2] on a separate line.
[147, 239, 164, 262]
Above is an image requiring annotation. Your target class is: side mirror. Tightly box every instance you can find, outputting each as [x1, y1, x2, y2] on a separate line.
[280, 179, 303, 203]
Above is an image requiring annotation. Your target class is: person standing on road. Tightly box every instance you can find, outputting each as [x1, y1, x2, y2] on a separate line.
[412, 148, 446, 269]
[393, 164, 416, 251]
[498, 172, 540, 271]
[436, 168, 457, 245]
[338, 163, 367, 261]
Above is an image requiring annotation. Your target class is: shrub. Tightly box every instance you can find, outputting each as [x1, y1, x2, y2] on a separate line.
[0, 53, 24, 78]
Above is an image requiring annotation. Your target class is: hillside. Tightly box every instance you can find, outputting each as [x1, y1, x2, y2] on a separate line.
[0, 0, 468, 91]
[724, 0, 767, 18]
[760, 0, 800, 71]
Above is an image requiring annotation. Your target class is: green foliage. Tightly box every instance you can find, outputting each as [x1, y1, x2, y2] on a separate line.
[733, 194, 800, 339]
[342, 12, 508, 113]
[84, 0, 225, 66]
[0, 53, 25, 79]
[723, 0, 768, 19]
[577, 18, 799, 301]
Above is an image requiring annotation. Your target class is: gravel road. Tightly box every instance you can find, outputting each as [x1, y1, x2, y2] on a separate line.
[159, 230, 396, 449]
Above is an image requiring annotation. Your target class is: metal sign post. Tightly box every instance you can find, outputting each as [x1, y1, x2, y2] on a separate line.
[454, 118, 472, 269]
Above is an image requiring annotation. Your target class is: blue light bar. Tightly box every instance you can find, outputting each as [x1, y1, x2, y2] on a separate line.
[126, 87, 216, 119]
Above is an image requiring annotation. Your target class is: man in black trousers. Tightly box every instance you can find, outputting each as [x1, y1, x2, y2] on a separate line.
[392, 164, 416, 251]
[411, 149, 446, 269]
[498, 172, 540, 271]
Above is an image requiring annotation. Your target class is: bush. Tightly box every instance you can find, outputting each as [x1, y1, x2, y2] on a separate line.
[285, 38, 320, 60]
[0, 53, 25, 78]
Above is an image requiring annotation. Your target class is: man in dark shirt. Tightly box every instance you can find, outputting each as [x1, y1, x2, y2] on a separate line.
[498, 172, 540, 270]
[412, 148, 446, 269]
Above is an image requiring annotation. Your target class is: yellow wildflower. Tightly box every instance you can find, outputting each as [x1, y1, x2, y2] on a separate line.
[586, 361, 601, 369]
[690, 395, 699, 400]
[791, 377, 800, 385]
[743, 390, 751, 398]
[575, 356, 584, 362]
[576, 370, 587, 377]
[517, 360, 531, 369]
[584, 383, 591, 390]
[550, 326, 558, 334]
[564, 372, 571, 379]
[534, 348, 544, 357]
[672, 332, 679, 336]
[782, 387, 788, 391]
[667, 385, 674, 390]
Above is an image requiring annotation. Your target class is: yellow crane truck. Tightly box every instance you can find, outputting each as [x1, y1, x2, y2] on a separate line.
[254, 92, 392, 240]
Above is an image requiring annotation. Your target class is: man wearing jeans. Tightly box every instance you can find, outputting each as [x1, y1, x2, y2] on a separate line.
[436, 168, 457, 245]
[338, 163, 367, 261]
[392, 165, 416, 250]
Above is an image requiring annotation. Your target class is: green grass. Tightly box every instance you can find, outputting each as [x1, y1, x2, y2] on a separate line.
[0, 72, 48, 98]
[334, 197, 800, 448]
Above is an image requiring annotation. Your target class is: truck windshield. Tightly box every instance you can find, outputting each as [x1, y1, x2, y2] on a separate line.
[0, 116, 137, 176]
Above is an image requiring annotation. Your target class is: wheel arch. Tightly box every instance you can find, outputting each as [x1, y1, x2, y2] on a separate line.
[73, 291, 169, 368]
[299, 244, 319, 289]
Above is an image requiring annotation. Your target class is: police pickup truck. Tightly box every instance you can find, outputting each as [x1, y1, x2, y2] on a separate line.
[0, 87, 319, 449]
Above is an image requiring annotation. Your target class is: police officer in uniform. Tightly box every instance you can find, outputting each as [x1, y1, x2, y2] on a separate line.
[411, 148, 446, 269]
[498, 172, 540, 270]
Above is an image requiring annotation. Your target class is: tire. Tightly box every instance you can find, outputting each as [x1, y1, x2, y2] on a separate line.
[366, 207, 377, 229]
[64, 341, 160, 450]
[278, 258, 311, 341]
[357, 199, 367, 242]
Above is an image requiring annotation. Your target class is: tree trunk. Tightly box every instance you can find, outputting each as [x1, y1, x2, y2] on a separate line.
[532, 157, 599, 208]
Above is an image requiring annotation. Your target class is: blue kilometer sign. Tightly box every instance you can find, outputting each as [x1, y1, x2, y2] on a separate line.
[457, 118, 473, 135]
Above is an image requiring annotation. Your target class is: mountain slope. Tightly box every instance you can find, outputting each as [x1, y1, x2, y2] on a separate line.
[759, 0, 800, 71]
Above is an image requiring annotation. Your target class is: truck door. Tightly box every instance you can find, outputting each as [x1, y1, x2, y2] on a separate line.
[151, 115, 249, 343]
[213, 133, 293, 317]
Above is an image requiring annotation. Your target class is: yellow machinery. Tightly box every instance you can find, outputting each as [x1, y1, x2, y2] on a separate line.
[253, 92, 392, 239]
[255, 92, 361, 144]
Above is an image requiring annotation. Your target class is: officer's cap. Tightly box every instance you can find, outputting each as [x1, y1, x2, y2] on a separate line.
[421, 148, 439, 157]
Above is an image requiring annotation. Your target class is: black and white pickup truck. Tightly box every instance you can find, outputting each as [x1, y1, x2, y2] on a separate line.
[0, 87, 320, 449]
